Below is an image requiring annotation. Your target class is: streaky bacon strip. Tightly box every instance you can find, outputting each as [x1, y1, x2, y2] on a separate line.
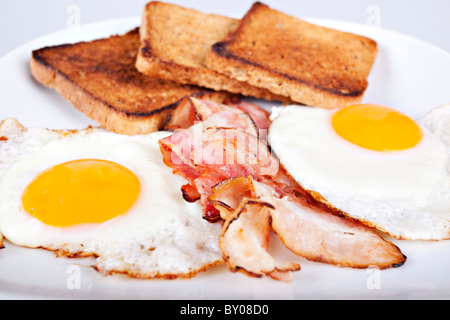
[160, 97, 272, 221]
[160, 125, 279, 220]
[162, 97, 319, 209]
[160, 135, 225, 221]
[158, 97, 406, 280]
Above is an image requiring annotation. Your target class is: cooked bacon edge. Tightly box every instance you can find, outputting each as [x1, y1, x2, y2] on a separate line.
[158, 98, 407, 281]
[220, 198, 300, 281]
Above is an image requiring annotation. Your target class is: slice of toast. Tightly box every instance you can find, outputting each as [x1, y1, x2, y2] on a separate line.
[30, 28, 233, 135]
[204, 2, 378, 109]
[135, 1, 290, 103]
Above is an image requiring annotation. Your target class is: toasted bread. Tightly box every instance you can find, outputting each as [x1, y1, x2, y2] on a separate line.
[136, 1, 290, 103]
[30, 28, 233, 135]
[204, 2, 378, 109]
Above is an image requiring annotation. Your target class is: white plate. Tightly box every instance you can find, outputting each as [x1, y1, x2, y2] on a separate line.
[0, 17, 450, 300]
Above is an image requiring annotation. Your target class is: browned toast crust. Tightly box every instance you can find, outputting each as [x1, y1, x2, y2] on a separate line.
[30, 28, 233, 135]
[135, 2, 291, 103]
[205, 2, 378, 109]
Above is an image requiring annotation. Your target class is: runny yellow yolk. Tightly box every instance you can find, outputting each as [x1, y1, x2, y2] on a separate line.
[331, 104, 423, 152]
[22, 159, 140, 227]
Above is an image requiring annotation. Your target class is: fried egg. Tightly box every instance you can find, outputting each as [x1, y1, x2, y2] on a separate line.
[268, 103, 450, 240]
[0, 118, 222, 279]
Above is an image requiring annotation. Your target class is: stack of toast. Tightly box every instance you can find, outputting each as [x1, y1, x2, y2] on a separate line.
[30, 1, 378, 135]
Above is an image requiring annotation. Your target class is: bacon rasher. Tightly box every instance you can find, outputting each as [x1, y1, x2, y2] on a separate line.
[212, 177, 406, 277]
[160, 97, 274, 221]
[158, 97, 406, 281]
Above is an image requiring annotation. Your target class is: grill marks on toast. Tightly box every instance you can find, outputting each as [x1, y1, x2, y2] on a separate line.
[30, 28, 233, 134]
[205, 2, 378, 108]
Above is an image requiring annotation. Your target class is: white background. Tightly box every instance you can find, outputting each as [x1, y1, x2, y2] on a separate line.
[1, 0, 449, 58]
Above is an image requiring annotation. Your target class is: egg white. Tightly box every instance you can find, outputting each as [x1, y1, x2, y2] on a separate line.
[0, 119, 222, 278]
[268, 104, 450, 240]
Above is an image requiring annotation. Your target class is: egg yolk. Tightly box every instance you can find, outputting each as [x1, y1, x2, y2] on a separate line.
[331, 104, 423, 152]
[21, 159, 140, 227]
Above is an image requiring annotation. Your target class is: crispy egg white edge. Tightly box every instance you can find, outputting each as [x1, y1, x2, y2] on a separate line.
[268, 105, 450, 240]
[0, 119, 223, 275]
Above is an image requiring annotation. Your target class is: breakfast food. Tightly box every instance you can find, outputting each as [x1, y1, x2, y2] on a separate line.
[214, 177, 405, 281]
[159, 97, 276, 221]
[159, 98, 406, 280]
[0, 118, 223, 279]
[219, 196, 301, 282]
[204, 2, 378, 109]
[136, 1, 289, 102]
[269, 103, 450, 240]
[30, 28, 233, 135]
[2, 0, 444, 285]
